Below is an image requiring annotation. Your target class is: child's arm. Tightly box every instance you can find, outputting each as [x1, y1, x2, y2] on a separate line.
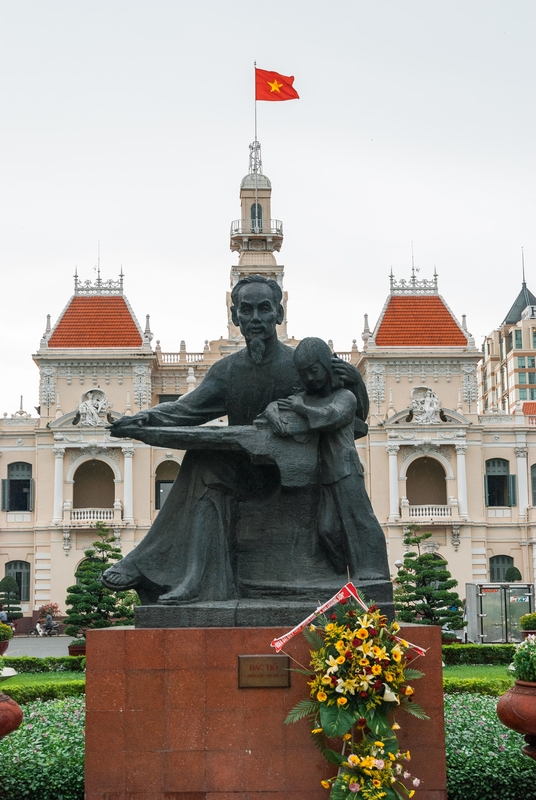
[278, 391, 357, 432]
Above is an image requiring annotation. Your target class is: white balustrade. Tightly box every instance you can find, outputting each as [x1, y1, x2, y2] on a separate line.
[409, 505, 452, 518]
[70, 508, 115, 522]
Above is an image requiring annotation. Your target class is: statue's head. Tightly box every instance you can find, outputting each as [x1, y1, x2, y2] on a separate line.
[294, 337, 339, 395]
[230, 275, 284, 350]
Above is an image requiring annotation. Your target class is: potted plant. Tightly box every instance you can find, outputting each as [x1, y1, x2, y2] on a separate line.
[67, 637, 87, 657]
[519, 613, 536, 639]
[497, 634, 536, 760]
[0, 623, 13, 656]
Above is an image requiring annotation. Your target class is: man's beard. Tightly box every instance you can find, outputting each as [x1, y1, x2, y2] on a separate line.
[248, 337, 266, 364]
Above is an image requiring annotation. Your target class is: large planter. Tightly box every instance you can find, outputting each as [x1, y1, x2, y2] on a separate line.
[497, 680, 536, 759]
[68, 645, 86, 656]
[0, 693, 23, 739]
[0, 641, 10, 656]
[521, 631, 536, 640]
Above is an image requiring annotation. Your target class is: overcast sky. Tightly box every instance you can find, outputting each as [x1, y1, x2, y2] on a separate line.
[1, 1, 535, 414]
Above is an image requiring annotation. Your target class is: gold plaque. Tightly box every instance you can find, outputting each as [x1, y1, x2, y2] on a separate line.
[238, 655, 291, 688]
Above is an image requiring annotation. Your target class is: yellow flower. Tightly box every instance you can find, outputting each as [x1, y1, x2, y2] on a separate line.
[336, 655, 345, 665]
[325, 623, 335, 632]
[373, 779, 382, 787]
[309, 624, 316, 631]
[372, 664, 382, 675]
[400, 639, 408, 648]
[335, 640, 346, 651]
[388, 752, 396, 761]
[317, 691, 327, 702]
[361, 756, 375, 768]
[392, 622, 400, 632]
[384, 671, 394, 682]
[322, 675, 332, 684]
[405, 686, 415, 696]
[409, 792, 415, 799]
[325, 655, 341, 675]
[321, 780, 330, 789]
[391, 722, 401, 730]
[343, 733, 352, 740]
[311, 727, 323, 734]
[358, 639, 373, 655]
[374, 741, 384, 748]
[356, 628, 369, 639]
[337, 696, 348, 706]
[359, 657, 369, 666]
[392, 650, 402, 662]
[348, 754, 360, 765]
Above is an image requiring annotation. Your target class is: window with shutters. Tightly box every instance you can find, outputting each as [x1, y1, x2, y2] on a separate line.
[5, 560, 30, 602]
[250, 203, 262, 231]
[1, 463, 34, 512]
[485, 459, 517, 507]
[489, 555, 514, 582]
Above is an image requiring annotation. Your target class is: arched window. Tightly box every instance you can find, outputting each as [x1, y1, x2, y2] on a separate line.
[485, 459, 516, 507]
[250, 203, 262, 231]
[73, 460, 115, 508]
[406, 457, 447, 505]
[5, 560, 30, 602]
[490, 555, 514, 582]
[155, 461, 180, 510]
[1, 462, 34, 512]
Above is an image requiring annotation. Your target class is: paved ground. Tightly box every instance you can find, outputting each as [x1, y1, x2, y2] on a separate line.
[5, 635, 75, 658]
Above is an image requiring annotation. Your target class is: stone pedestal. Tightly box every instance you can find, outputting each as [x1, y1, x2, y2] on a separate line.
[85, 625, 446, 800]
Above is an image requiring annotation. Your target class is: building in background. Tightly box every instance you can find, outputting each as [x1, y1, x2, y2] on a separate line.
[2, 144, 536, 622]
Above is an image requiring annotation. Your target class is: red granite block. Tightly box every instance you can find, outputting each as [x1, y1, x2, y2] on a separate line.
[204, 628, 240, 670]
[165, 668, 205, 710]
[242, 747, 286, 791]
[123, 709, 166, 751]
[244, 706, 286, 751]
[165, 628, 205, 671]
[125, 751, 165, 793]
[284, 747, 331, 790]
[84, 709, 125, 752]
[86, 670, 125, 711]
[205, 751, 246, 792]
[163, 751, 206, 792]
[285, 793, 327, 800]
[206, 708, 245, 751]
[85, 750, 125, 791]
[126, 629, 166, 670]
[85, 794, 125, 800]
[86, 628, 126, 672]
[165, 709, 205, 750]
[127, 794, 166, 800]
[163, 794, 205, 800]
[125, 669, 165, 710]
[205, 669, 243, 710]
[243, 685, 287, 710]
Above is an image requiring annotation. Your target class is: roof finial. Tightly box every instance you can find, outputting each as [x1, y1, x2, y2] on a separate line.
[74, 266, 78, 292]
[411, 241, 415, 284]
[96, 241, 101, 286]
[522, 247, 526, 284]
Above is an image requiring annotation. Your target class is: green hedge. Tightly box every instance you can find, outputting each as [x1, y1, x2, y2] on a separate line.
[0, 680, 85, 704]
[442, 644, 516, 665]
[443, 676, 514, 696]
[2, 655, 85, 673]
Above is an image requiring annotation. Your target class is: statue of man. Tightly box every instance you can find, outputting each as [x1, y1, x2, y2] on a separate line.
[102, 275, 370, 604]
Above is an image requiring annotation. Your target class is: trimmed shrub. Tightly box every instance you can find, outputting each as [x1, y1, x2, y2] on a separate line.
[445, 693, 536, 800]
[443, 676, 513, 696]
[2, 655, 85, 673]
[442, 644, 516, 665]
[0, 696, 84, 800]
[0, 679, 85, 704]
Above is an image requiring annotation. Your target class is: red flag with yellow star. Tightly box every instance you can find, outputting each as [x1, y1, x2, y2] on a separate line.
[255, 68, 299, 101]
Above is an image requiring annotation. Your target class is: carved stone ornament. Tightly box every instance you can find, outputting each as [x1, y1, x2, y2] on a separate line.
[515, 447, 529, 459]
[77, 390, 111, 427]
[409, 387, 441, 423]
[462, 364, 478, 405]
[451, 525, 461, 552]
[367, 364, 386, 409]
[40, 366, 56, 409]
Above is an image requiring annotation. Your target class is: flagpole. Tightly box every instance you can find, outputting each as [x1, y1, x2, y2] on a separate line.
[253, 61, 258, 232]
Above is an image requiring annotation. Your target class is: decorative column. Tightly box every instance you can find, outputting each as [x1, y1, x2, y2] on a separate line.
[122, 446, 134, 524]
[386, 444, 400, 521]
[52, 447, 65, 524]
[455, 443, 469, 520]
[515, 446, 529, 517]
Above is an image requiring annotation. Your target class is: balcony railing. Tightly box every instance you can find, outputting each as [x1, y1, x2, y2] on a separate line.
[408, 505, 452, 519]
[230, 219, 283, 236]
[70, 508, 115, 522]
[159, 352, 205, 364]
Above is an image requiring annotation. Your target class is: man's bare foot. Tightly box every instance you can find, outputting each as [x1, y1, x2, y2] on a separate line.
[101, 564, 141, 590]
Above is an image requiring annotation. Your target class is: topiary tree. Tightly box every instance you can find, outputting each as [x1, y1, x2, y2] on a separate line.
[63, 521, 139, 637]
[394, 524, 464, 631]
[504, 566, 522, 582]
[0, 576, 23, 621]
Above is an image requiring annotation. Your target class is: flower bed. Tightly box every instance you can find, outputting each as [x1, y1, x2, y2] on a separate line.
[0, 696, 85, 800]
[445, 693, 536, 800]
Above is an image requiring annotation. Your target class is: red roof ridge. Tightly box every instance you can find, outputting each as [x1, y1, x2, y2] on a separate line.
[47, 294, 144, 348]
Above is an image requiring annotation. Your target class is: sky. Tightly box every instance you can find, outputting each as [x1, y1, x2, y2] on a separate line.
[1, 1, 536, 414]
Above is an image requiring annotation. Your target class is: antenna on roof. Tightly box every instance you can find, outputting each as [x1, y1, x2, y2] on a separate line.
[96, 241, 101, 287]
[522, 247, 526, 284]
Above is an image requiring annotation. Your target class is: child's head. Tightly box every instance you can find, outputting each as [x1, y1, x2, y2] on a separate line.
[294, 337, 336, 394]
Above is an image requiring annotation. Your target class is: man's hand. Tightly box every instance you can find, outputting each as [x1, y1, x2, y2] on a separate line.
[331, 356, 359, 387]
[107, 411, 151, 439]
[264, 406, 289, 438]
[277, 395, 306, 416]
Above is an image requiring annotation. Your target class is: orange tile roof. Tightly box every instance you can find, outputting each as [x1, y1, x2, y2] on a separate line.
[522, 402, 536, 415]
[48, 296, 143, 348]
[374, 295, 467, 347]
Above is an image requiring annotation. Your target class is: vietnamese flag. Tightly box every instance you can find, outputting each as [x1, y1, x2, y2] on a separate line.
[255, 68, 299, 101]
